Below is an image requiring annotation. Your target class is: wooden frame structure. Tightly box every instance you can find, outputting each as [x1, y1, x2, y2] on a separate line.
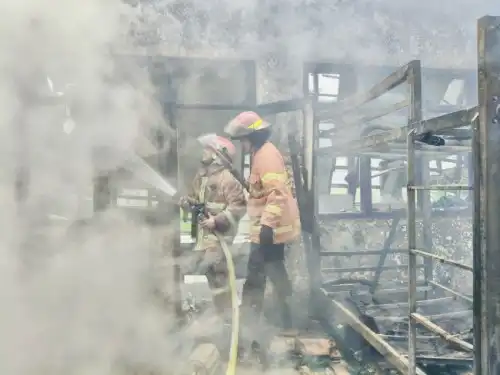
[309, 58, 476, 374]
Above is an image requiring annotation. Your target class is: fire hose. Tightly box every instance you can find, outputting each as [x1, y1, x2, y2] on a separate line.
[213, 231, 239, 375]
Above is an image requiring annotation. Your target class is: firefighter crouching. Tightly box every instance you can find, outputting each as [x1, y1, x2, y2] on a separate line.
[225, 111, 301, 336]
[179, 136, 247, 317]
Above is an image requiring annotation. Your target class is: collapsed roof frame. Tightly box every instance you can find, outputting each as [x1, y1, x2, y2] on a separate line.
[304, 15, 500, 375]
[305, 59, 476, 373]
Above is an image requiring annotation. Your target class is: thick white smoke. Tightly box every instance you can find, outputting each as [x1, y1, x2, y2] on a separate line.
[0, 1, 175, 374]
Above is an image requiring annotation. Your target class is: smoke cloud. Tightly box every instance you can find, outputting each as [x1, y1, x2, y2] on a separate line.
[0, 0, 175, 374]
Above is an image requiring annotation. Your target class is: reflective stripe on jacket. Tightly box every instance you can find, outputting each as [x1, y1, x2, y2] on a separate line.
[186, 164, 247, 250]
[248, 142, 301, 244]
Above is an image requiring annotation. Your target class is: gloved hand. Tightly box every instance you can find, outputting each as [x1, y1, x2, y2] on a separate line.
[259, 225, 274, 245]
[200, 213, 216, 230]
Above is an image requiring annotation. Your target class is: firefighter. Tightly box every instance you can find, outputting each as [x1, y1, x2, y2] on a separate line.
[224, 111, 301, 336]
[179, 136, 247, 317]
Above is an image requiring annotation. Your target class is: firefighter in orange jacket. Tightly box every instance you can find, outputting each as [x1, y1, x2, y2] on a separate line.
[179, 136, 247, 317]
[225, 111, 301, 335]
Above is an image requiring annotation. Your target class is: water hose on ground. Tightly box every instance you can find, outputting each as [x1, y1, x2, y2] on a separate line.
[214, 231, 239, 375]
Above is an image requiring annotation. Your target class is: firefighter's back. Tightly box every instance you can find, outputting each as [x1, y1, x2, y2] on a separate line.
[250, 142, 301, 244]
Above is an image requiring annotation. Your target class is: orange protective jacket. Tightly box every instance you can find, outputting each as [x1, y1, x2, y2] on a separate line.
[247, 142, 301, 244]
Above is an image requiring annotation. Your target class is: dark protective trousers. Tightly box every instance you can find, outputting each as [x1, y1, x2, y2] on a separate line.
[241, 242, 293, 333]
